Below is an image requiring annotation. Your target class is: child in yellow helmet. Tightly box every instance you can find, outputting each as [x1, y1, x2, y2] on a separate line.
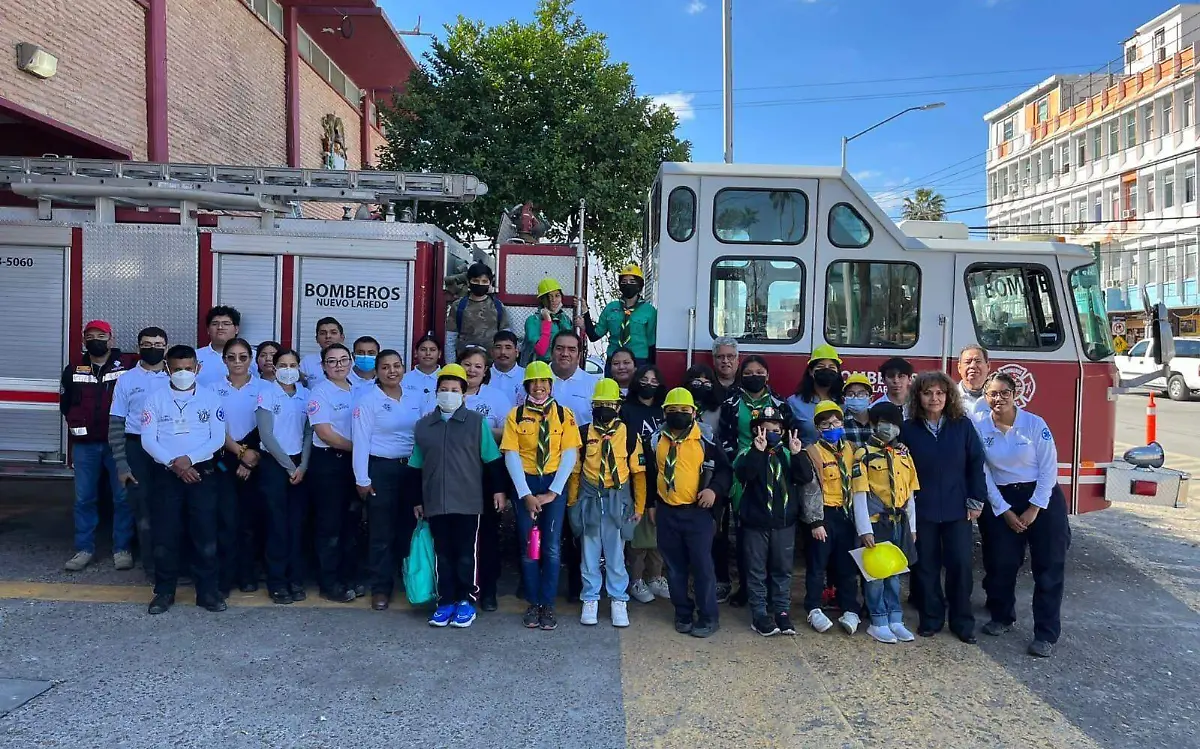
[842, 373, 876, 447]
[522, 278, 574, 364]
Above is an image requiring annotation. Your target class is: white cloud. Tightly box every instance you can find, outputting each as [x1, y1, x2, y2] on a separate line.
[851, 169, 881, 182]
[686, 0, 707, 13]
[651, 92, 696, 122]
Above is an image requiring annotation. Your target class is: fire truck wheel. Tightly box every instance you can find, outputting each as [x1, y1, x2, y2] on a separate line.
[1167, 374, 1191, 402]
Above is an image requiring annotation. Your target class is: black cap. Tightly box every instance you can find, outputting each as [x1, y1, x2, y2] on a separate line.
[750, 405, 786, 428]
[868, 401, 904, 426]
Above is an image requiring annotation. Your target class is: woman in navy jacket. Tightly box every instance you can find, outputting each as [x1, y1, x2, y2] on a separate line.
[900, 370, 988, 643]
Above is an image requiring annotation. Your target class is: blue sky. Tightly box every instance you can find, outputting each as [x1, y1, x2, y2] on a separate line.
[381, 0, 1173, 228]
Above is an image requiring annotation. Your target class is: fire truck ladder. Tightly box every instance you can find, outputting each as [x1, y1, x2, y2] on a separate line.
[0, 156, 489, 220]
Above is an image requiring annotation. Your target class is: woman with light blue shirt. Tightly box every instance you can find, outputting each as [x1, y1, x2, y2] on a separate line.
[214, 337, 265, 597]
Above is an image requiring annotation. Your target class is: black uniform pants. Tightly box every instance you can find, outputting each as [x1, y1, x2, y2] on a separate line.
[478, 478, 507, 600]
[803, 510, 859, 613]
[213, 457, 241, 594]
[309, 447, 360, 593]
[914, 517, 975, 636]
[428, 513, 481, 605]
[743, 524, 795, 616]
[657, 503, 719, 626]
[223, 454, 266, 588]
[712, 504, 732, 585]
[152, 460, 220, 603]
[261, 456, 311, 593]
[366, 457, 414, 597]
[125, 435, 158, 577]
[979, 484, 1071, 644]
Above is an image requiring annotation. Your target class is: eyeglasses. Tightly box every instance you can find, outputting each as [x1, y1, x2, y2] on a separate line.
[223, 354, 251, 363]
[324, 358, 351, 367]
[985, 389, 1014, 400]
[210, 321, 235, 329]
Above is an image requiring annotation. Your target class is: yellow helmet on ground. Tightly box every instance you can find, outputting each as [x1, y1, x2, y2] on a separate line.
[809, 344, 842, 366]
[523, 360, 554, 383]
[592, 378, 622, 402]
[437, 364, 468, 386]
[537, 278, 563, 297]
[663, 387, 696, 410]
[813, 400, 843, 422]
[843, 373, 871, 391]
[618, 263, 644, 281]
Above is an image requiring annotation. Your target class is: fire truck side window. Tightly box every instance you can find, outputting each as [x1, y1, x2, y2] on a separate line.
[1068, 263, 1117, 361]
[648, 181, 663, 251]
[823, 261, 920, 348]
[667, 187, 696, 242]
[713, 189, 809, 244]
[964, 265, 1063, 351]
[828, 203, 873, 249]
[710, 257, 805, 342]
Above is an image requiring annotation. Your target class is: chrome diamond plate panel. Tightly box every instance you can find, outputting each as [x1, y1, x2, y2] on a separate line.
[503, 253, 578, 297]
[82, 224, 198, 349]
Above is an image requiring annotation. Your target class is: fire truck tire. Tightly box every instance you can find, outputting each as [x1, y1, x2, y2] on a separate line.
[1167, 374, 1191, 402]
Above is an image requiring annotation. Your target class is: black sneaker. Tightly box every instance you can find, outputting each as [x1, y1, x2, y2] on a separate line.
[539, 607, 558, 631]
[982, 620, 1013, 637]
[289, 585, 307, 602]
[269, 589, 293, 605]
[238, 582, 258, 593]
[1028, 640, 1054, 658]
[198, 597, 227, 612]
[752, 615, 780, 637]
[147, 593, 174, 615]
[675, 618, 694, 635]
[481, 593, 499, 612]
[523, 604, 542, 629]
[691, 621, 720, 638]
[715, 582, 732, 604]
[775, 612, 796, 635]
[320, 586, 356, 603]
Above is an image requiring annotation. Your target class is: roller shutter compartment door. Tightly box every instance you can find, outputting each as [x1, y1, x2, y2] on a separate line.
[296, 258, 410, 359]
[216, 254, 280, 347]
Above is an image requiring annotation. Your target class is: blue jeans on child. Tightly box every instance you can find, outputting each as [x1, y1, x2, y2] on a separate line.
[579, 494, 630, 603]
[514, 474, 566, 607]
[72, 442, 133, 554]
[864, 574, 903, 626]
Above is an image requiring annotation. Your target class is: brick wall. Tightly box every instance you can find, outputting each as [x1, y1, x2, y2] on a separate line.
[0, 0, 147, 158]
[165, 0, 287, 165]
[298, 62, 362, 219]
[367, 126, 388, 168]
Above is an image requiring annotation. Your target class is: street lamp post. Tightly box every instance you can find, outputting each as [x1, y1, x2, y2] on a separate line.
[841, 102, 946, 169]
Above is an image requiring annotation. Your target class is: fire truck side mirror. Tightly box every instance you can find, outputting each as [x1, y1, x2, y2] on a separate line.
[1142, 290, 1174, 366]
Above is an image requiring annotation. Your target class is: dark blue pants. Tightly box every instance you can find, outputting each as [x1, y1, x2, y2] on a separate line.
[309, 447, 360, 593]
[151, 461, 220, 603]
[980, 484, 1071, 644]
[366, 457, 415, 597]
[657, 503, 719, 626]
[261, 456, 312, 593]
[914, 518, 975, 636]
[513, 474, 566, 607]
[803, 510, 859, 613]
[125, 435, 158, 575]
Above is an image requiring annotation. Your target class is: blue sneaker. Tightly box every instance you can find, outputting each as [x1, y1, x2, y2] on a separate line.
[429, 603, 456, 627]
[450, 600, 476, 628]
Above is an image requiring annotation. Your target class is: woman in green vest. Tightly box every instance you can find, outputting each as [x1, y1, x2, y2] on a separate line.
[522, 278, 574, 365]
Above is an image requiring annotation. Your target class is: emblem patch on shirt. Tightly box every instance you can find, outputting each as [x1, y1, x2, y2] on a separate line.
[851, 465, 862, 478]
[140, 410, 152, 427]
[353, 406, 362, 419]
[382, 402, 392, 412]
[198, 409, 210, 423]
[272, 404, 282, 415]
[984, 436, 995, 447]
[215, 407, 225, 422]
[1041, 428, 1051, 441]
[307, 401, 320, 416]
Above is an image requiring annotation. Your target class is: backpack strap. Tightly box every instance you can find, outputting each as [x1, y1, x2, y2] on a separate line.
[454, 296, 469, 334]
[493, 296, 504, 324]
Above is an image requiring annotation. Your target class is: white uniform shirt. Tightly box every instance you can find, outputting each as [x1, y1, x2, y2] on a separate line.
[214, 376, 263, 442]
[553, 367, 600, 426]
[466, 385, 512, 432]
[139, 385, 226, 466]
[869, 392, 911, 420]
[307, 379, 355, 449]
[489, 364, 525, 409]
[195, 344, 227, 388]
[958, 381, 990, 418]
[401, 368, 439, 415]
[974, 408, 1058, 515]
[349, 368, 375, 387]
[109, 364, 169, 435]
[300, 353, 325, 386]
[256, 381, 310, 456]
[351, 385, 424, 486]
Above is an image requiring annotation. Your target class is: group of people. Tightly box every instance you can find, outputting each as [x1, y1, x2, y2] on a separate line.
[58, 260, 1069, 656]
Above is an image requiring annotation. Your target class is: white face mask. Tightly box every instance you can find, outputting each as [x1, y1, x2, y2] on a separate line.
[276, 367, 300, 385]
[170, 369, 196, 390]
[437, 391, 463, 413]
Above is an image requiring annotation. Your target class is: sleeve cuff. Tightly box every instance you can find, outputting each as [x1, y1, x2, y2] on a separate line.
[1030, 496, 1050, 509]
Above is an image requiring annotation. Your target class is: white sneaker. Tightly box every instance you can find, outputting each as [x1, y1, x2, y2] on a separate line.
[64, 551, 93, 572]
[648, 577, 670, 599]
[630, 579, 655, 604]
[113, 551, 134, 571]
[581, 600, 599, 626]
[867, 624, 898, 644]
[839, 611, 861, 636]
[889, 623, 916, 642]
[611, 600, 630, 628]
[807, 608, 833, 633]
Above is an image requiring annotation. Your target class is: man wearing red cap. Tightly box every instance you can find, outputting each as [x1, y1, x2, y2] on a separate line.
[59, 320, 133, 572]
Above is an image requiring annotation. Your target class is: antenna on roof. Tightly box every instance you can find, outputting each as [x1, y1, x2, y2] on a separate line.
[395, 16, 430, 37]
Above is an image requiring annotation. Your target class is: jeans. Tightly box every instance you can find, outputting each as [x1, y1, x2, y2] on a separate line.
[72, 442, 133, 554]
[365, 457, 412, 596]
[864, 575, 903, 627]
[579, 492, 630, 602]
[513, 474, 566, 607]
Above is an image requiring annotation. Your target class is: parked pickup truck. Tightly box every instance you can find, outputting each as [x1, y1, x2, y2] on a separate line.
[1115, 337, 1200, 401]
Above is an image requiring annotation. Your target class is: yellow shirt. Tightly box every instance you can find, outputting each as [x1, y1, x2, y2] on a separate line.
[500, 401, 583, 475]
[566, 421, 648, 514]
[654, 426, 707, 507]
[855, 443, 920, 520]
[811, 440, 867, 508]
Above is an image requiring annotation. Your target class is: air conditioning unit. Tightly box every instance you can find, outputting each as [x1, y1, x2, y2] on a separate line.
[1106, 280, 1122, 289]
[1062, 164, 1071, 174]
[1008, 186, 1019, 196]
[1122, 209, 1135, 219]
[1021, 178, 1030, 187]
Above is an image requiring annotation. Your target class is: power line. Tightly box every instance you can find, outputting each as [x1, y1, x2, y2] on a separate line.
[688, 82, 1044, 112]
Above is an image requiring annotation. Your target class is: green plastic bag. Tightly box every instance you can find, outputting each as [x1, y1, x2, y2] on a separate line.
[403, 520, 436, 606]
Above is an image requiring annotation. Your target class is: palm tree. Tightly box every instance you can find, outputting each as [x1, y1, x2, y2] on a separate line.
[900, 188, 947, 221]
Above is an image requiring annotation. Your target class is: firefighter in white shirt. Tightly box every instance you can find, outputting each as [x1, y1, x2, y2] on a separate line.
[299, 317, 345, 385]
[974, 371, 1070, 659]
[352, 349, 424, 611]
[108, 326, 170, 579]
[489, 330, 525, 409]
[195, 306, 242, 388]
[140, 345, 228, 615]
[401, 334, 442, 414]
[956, 344, 991, 418]
[349, 335, 380, 387]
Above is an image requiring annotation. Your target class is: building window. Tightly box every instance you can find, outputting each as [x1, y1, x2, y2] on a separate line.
[1077, 136, 1087, 166]
[1031, 207, 1041, 228]
[1187, 243, 1199, 281]
[248, 0, 284, 35]
[1032, 153, 1041, 183]
[1076, 198, 1087, 224]
[1107, 120, 1120, 153]
[1094, 195, 1102, 223]
[1047, 147, 1055, 174]
[1036, 97, 1049, 123]
[1144, 103, 1155, 140]
[1060, 142, 1071, 172]
[1124, 112, 1137, 147]
[1060, 203, 1070, 228]
[1002, 117, 1014, 141]
[1110, 188, 1120, 219]
[1185, 88, 1194, 128]
[666, 187, 696, 242]
[824, 261, 920, 349]
[828, 203, 873, 249]
[964, 265, 1062, 351]
[1167, 246, 1179, 284]
[1022, 158, 1031, 185]
[710, 258, 805, 342]
[1147, 176, 1156, 213]
[1163, 96, 1174, 133]
[1187, 164, 1197, 203]
[1147, 249, 1158, 285]
[713, 188, 808, 244]
[1164, 169, 1176, 209]
[297, 28, 362, 106]
[1126, 45, 1137, 66]
[1092, 127, 1103, 159]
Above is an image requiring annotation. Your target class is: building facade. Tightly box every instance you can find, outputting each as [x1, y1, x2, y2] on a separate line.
[1, 0, 411, 217]
[984, 4, 1200, 338]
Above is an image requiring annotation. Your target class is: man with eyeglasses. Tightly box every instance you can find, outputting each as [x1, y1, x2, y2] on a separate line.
[712, 338, 740, 401]
[196, 306, 242, 388]
[956, 344, 992, 419]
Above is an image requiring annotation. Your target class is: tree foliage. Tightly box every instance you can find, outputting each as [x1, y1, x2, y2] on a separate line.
[899, 188, 947, 221]
[378, 0, 691, 272]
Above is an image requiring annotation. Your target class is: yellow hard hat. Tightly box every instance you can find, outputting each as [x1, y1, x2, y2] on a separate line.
[662, 387, 696, 410]
[536, 278, 563, 297]
[592, 377, 622, 402]
[437, 363, 468, 385]
[844, 373, 871, 390]
[809, 344, 842, 366]
[813, 400, 843, 421]
[618, 263, 644, 281]
[523, 360, 554, 383]
[863, 542, 908, 579]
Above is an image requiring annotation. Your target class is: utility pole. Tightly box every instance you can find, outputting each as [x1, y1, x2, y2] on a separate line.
[722, 0, 733, 164]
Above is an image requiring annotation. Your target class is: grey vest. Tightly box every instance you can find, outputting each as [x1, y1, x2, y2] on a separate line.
[413, 407, 486, 517]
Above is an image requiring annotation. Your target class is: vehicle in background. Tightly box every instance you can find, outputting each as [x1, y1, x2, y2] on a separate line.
[1115, 337, 1200, 401]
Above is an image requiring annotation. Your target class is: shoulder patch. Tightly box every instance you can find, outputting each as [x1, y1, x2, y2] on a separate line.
[1041, 428, 1052, 441]
[215, 407, 225, 422]
[140, 410, 152, 427]
[353, 406, 362, 420]
[307, 400, 320, 416]
[851, 464, 863, 478]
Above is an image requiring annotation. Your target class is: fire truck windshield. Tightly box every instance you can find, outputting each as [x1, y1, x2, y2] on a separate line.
[1069, 263, 1115, 361]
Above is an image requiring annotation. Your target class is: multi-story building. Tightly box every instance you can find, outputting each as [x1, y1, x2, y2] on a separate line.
[984, 4, 1200, 337]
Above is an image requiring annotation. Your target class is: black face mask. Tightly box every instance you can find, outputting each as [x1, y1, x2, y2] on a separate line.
[139, 347, 165, 366]
[637, 382, 661, 401]
[665, 411, 694, 431]
[813, 369, 840, 389]
[618, 283, 641, 299]
[469, 283, 490, 297]
[741, 374, 767, 394]
[85, 339, 109, 358]
[593, 405, 619, 424]
[688, 380, 714, 404]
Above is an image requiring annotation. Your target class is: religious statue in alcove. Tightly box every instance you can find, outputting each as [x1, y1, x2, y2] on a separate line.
[321, 114, 347, 170]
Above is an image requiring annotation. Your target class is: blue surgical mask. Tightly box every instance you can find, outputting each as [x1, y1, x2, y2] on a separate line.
[820, 426, 845, 443]
[765, 432, 783, 448]
[354, 354, 376, 371]
[844, 395, 869, 414]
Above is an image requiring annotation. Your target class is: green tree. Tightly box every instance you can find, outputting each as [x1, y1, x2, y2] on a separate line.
[378, 0, 691, 272]
[900, 188, 948, 221]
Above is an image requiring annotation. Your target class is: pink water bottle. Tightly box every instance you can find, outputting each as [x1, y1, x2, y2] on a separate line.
[529, 525, 542, 561]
